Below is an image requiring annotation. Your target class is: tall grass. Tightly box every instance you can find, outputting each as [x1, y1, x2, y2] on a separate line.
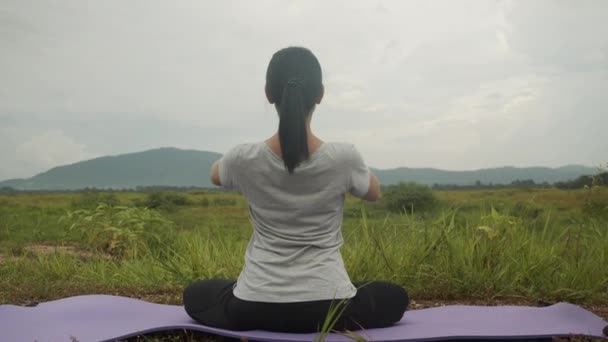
[344, 206, 608, 302]
[1, 189, 607, 306]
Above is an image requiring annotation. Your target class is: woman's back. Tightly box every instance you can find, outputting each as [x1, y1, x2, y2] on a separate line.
[220, 141, 370, 302]
[183, 47, 407, 333]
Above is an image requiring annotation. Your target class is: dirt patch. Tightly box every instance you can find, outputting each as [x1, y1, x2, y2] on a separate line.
[131, 292, 183, 306]
[582, 304, 608, 321]
[0, 253, 18, 264]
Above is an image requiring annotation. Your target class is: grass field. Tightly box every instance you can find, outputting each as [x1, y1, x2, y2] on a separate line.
[1, 187, 607, 341]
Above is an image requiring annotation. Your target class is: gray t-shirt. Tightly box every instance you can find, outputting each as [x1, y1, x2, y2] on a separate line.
[219, 141, 371, 302]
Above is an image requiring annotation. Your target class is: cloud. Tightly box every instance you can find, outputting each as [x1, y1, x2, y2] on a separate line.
[0, 0, 607, 179]
[505, 0, 608, 72]
[13, 130, 97, 175]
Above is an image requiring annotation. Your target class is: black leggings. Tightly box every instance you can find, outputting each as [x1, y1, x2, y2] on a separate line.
[183, 279, 409, 333]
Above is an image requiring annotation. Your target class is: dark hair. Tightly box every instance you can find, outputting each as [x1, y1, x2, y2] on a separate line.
[266, 47, 323, 174]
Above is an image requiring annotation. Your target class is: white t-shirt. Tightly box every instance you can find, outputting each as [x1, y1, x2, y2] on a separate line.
[219, 141, 371, 302]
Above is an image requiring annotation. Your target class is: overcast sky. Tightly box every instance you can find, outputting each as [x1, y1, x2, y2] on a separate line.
[1, 0, 607, 180]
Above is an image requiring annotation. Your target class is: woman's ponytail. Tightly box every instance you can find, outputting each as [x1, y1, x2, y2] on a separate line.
[266, 47, 323, 174]
[279, 79, 309, 174]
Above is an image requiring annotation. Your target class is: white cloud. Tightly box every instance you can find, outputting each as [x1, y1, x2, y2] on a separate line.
[0, 0, 607, 179]
[14, 130, 97, 174]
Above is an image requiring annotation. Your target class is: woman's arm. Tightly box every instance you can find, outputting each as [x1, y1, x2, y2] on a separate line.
[363, 173, 381, 202]
[210, 160, 221, 186]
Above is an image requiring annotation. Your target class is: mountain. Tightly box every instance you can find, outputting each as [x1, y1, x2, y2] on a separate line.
[0, 148, 221, 191]
[371, 165, 597, 186]
[0, 147, 597, 190]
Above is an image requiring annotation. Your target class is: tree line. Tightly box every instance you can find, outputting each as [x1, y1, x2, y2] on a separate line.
[432, 172, 608, 190]
[1, 172, 606, 194]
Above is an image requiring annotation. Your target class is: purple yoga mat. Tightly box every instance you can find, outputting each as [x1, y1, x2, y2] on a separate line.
[0, 295, 606, 342]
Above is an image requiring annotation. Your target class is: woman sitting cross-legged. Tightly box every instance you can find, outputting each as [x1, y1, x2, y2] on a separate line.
[183, 46, 409, 333]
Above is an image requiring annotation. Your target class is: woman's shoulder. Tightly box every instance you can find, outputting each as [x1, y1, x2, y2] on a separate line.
[223, 142, 266, 161]
[322, 142, 362, 162]
[323, 141, 355, 150]
[226, 141, 361, 162]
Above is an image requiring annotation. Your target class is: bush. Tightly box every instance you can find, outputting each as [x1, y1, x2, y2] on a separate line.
[384, 182, 437, 214]
[0, 187, 17, 194]
[60, 204, 175, 258]
[212, 197, 237, 206]
[582, 188, 608, 218]
[583, 198, 608, 217]
[344, 207, 362, 218]
[71, 191, 119, 208]
[140, 192, 191, 210]
[510, 202, 544, 220]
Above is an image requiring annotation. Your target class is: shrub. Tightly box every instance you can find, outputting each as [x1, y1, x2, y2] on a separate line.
[199, 197, 210, 207]
[510, 201, 543, 220]
[141, 192, 191, 210]
[583, 198, 608, 217]
[0, 187, 17, 194]
[343, 207, 362, 218]
[60, 204, 175, 258]
[71, 191, 119, 208]
[582, 188, 608, 218]
[384, 182, 437, 214]
[212, 197, 237, 206]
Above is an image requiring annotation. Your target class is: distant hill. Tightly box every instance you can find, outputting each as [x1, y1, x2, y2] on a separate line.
[0, 148, 221, 191]
[0, 147, 596, 190]
[371, 165, 596, 187]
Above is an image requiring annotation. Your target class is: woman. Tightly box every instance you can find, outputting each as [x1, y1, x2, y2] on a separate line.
[183, 47, 408, 333]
